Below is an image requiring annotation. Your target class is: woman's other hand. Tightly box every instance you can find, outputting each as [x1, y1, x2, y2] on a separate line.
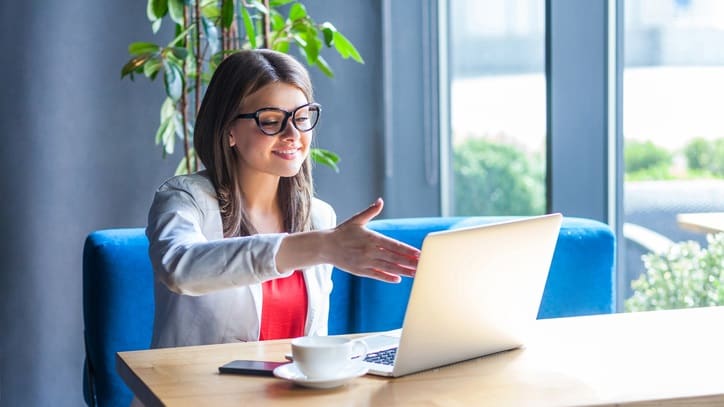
[325, 198, 420, 283]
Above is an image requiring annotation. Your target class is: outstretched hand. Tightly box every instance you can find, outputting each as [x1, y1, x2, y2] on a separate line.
[327, 198, 420, 283]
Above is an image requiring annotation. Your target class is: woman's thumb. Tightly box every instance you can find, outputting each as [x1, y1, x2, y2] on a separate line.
[348, 198, 384, 225]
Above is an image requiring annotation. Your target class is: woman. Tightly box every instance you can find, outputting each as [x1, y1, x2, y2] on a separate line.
[146, 49, 420, 349]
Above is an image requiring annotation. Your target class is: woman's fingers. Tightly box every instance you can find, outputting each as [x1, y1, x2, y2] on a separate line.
[330, 198, 421, 283]
[343, 198, 384, 226]
[342, 266, 403, 283]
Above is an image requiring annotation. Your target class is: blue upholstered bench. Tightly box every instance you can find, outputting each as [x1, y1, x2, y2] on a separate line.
[82, 216, 615, 407]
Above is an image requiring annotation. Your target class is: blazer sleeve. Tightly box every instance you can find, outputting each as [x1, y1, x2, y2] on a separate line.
[146, 181, 290, 296]
[307, 198, 337, 337]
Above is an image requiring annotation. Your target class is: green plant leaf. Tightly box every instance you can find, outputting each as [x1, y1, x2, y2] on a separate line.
[151, 19, 163, 33]
[174, 149, 197, 175]
[241, 6, 257, 49]
[332, 31, 364, 64]
[320, 22, 336, 47]
[163, 60, 184, 101]
[147, 0, 168, 22]
[129, 42, 160, 56]
[315, 55, 334, 78]
[173, 111, 185, 140]
[143, 56, 163, 80]
[155, 116, 171, 145]
[156, 102, 176, 157]
[250, 0, 268, 14]
[289, 3, 307, 21]
[273, 39, 290, 53]
[292, 33, 307, 48]
[270, 10, 285, 31]
[202, 16, 220, 54]
[162, 120, 175, 156]
[169, 46, 188, 60]
[200, 0, 218, 16]
[311, 148, 340, 172]
[270, 0, 294, 6]
[221, 0, 234, 28]
[303, 27, 321, 64]
[121, 54, 152, 79]
[160, 97, 176, 121]
[167, 25, 193, 47]
[168, 0, 185, 25]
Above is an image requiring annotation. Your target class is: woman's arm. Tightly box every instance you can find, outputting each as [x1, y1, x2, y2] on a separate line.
[277, 198, 420, 283]
[147, 183, 290, 296]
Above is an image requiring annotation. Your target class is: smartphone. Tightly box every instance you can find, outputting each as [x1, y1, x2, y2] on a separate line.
[218, 360, 287, 376]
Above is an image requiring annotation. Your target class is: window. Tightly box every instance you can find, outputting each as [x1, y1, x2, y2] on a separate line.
[448, 0, 547, 216]
[622, 0, 724, 308]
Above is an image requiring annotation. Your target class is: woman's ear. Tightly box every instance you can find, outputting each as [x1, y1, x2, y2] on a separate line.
[229, 131, 236, 148]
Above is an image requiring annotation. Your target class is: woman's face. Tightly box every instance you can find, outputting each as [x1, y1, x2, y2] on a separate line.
[229, 82, 312, 179]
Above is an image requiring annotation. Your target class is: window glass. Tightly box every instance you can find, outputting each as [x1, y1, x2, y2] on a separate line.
[623, 0, 724, 311]
[448, 0, 546, 216]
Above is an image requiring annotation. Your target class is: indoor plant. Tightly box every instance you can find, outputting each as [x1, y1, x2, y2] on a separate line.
[625, 232, 724, 311]
[122, 0, 363, 174]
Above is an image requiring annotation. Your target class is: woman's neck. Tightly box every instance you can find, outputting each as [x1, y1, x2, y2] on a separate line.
[238, 172, 284, 233]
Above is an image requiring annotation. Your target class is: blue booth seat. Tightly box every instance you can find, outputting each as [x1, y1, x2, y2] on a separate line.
[82, 216, 615, 407]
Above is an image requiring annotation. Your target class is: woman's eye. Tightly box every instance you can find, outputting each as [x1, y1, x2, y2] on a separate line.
[295, 116, 309, 123]
[261, 119, 280, 126]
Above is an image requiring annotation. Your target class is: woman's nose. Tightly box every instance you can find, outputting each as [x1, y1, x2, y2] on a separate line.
[280, 117, 301, 139]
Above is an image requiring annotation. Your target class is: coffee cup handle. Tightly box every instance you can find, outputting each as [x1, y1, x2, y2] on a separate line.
[351, 339, 368, 361]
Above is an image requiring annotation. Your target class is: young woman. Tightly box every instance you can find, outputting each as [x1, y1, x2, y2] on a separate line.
[146, 49, 420, 348]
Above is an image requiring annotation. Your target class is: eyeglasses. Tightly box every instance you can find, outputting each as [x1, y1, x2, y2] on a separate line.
[234, 102, 321, 136]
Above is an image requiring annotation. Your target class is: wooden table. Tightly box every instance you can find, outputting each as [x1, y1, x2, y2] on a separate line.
[677, 212, 724, 234]
[118, 307, 724, 406]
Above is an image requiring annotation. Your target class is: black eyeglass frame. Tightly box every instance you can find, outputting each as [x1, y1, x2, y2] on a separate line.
[234, 102, 322, 136]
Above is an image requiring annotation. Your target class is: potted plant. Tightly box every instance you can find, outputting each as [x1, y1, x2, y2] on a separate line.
[121, 0, 363, 175]
[625, 232, 724, 311]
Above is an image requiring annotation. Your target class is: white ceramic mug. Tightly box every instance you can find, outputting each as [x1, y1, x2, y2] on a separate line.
[291, 336, 368, 379]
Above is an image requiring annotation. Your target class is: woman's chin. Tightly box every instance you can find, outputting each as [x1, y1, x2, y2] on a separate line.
[277, 164, 304, 178]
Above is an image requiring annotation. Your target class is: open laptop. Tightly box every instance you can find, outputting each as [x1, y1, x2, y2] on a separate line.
[360, 213, 562, 377]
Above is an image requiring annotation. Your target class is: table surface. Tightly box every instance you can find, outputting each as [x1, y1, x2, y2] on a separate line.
[117, 306, 724, 407]
[677, 212, 724, 234]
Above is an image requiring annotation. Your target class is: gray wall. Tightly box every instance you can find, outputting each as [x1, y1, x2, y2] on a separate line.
[0, 0, 388, 405]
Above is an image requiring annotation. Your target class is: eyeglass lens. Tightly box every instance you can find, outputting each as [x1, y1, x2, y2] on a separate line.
[258, 105, 320, 135]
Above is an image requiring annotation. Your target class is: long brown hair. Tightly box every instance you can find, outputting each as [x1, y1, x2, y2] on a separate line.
[194, 50, 314, 237]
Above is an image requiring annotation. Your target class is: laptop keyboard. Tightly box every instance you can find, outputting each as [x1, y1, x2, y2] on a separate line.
[364, 347, 397, 366]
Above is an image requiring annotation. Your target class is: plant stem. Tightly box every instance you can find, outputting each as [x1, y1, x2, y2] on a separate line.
[262, 0, 271, 48]
[182, 4, 191, 174]
[194, 0, 202, 172]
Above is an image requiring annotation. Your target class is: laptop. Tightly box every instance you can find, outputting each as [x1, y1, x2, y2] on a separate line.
[360, 213, 562, 377]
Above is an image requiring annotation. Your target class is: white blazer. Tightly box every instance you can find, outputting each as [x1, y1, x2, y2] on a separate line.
[146, 171, 336, 348]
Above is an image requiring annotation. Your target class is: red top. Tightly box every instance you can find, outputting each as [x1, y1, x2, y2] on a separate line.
[259, 270, 308, 340]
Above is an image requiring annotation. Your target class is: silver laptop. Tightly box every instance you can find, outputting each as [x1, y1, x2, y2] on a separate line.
[360, 213, 562, 377]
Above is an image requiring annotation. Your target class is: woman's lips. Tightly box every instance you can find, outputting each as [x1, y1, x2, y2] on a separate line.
[273, 147, 301, 160]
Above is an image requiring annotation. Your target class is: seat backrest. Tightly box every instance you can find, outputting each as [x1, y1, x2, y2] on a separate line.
[341, 216, 616, 333]
[83, 229, 154, 407]
[82, 216, 615, 406]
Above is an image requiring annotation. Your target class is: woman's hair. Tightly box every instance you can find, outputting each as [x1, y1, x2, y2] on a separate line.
[194, 49, 314, 237]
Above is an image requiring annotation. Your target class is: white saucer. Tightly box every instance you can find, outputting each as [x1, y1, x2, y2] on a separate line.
[273, 362, 368, 389]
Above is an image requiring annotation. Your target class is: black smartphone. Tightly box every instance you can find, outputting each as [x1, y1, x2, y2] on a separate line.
[218, 360, 287, 376]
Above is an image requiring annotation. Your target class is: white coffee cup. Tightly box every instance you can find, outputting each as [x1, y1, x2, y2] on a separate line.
[291, 336, 368, 379]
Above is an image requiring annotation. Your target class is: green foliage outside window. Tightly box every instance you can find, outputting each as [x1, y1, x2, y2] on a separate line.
[625, 233, 724, 312]
[624, 140, 673, 180]
[684, 137, 724, 177]
[453, 138, 545, 216]
[624, 137, 724, 180]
